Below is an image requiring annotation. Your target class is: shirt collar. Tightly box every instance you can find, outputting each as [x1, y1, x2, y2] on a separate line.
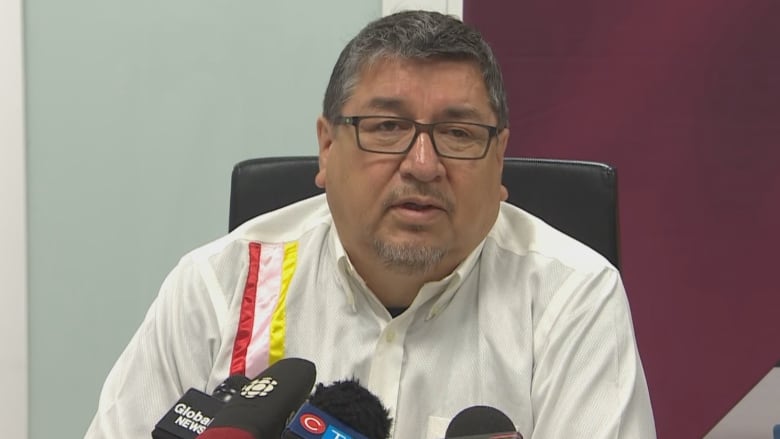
[328, 225, 359, 311]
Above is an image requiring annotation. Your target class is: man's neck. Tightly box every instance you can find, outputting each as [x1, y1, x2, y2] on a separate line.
[352, 256, 459, 308]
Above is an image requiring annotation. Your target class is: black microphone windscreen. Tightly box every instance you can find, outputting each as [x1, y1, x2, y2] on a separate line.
[445, 406, 518, 438]
[284, 379, 392, 439]
[309, 380, 392, 439]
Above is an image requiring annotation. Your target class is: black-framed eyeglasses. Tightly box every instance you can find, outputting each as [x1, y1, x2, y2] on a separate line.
[336, 115, 499, 160]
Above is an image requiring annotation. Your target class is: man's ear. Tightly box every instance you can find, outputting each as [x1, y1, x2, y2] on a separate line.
[315, 116, 333, 189]
[500, 184, 509, 202]
[496, 128, 510, 201]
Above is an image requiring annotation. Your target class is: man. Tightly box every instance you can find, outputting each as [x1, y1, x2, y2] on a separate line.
[86, 10, 656, 439]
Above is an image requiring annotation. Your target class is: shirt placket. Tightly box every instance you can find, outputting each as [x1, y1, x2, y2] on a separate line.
[367, 314, 411, 436]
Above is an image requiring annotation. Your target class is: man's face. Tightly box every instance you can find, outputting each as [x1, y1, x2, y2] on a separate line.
[315, 57, 509, 277]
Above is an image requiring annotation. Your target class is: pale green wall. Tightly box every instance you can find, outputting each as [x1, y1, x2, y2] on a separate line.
[25, 1, 380, 437]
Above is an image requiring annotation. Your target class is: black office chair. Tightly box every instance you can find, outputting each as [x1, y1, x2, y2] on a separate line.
[229, 156, 620, 268]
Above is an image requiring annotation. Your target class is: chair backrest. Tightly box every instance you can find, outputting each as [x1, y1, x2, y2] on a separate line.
[229, 156, 620, 268]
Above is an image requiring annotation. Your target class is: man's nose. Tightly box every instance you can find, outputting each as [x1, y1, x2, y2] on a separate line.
[399, 130, 445, 182]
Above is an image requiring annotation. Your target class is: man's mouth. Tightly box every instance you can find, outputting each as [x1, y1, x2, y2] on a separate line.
[399, 202, 437, 211]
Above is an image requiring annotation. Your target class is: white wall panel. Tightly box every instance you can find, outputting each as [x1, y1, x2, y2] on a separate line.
[25, 1, 380, 438]
[0, 0, 28, 436]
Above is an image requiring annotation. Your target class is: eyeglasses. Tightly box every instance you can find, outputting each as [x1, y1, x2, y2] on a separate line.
[336, 116, 499, 160]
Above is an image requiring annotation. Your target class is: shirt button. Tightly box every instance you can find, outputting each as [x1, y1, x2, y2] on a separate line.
[385, 330, 396, 343]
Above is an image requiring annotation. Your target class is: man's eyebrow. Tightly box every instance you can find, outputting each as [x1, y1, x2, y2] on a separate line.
[361, 98, 491, 122]
[439, 106, 486, 122]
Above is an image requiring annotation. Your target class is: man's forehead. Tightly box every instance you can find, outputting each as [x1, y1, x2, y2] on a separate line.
[361, 96, 486, 119]
[346, 56, 494, 119]
[357, 55, 481, 80]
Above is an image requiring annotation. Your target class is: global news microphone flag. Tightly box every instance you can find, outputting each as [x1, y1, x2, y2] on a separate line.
[152, 375, 251, 439]
[154, 357, 315, 439]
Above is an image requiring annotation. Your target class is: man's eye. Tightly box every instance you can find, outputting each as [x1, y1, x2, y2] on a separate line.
[441, 126, 478, 139]
[377, 121, 403, 131]
[448, 128, 472, 138]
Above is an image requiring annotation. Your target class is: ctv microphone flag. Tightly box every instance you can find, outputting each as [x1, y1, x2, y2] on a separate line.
[283, 379, 391, 439]
[283, 402, 370, 439]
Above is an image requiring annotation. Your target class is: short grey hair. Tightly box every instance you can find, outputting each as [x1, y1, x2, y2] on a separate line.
[322, 10, 508, 130]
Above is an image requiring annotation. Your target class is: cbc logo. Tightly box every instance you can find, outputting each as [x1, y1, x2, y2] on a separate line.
[240, 376, 277, 398]
[299, 413, 326, 434]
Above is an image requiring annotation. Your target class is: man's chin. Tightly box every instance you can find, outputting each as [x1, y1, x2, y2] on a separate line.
[372, 239, 448, 274]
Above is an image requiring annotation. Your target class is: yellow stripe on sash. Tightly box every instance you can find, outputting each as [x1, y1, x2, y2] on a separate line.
[269, 241, 298, 364]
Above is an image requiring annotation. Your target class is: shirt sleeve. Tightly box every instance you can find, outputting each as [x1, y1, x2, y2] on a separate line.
[84, 256, 225, 439]
[530, 267, 656, 438]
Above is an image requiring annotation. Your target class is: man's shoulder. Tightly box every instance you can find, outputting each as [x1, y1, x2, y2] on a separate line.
[184, 194, 333, 265]
[155, 194, 332, 309]
[489, 202, 614, 273]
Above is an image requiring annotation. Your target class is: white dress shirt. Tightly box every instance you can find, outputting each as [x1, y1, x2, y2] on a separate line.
[85, 194, 656, 438]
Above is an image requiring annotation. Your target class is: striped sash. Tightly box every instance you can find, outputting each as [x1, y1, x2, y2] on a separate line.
[229, 241, 298, 378]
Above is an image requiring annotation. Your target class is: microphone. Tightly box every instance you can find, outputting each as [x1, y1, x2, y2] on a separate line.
[196, 357, 316, 439]
[444, 406, 522, 439]
[213, 375, 254, 403]
[283, 379, 392, 439]
[152, 375, 252, 439]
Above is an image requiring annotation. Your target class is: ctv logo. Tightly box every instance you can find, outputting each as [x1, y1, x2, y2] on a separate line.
[300, 413, 326, 434]
[298, 412, 354, 438]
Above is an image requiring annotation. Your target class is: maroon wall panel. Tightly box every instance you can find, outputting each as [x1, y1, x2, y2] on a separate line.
[465, 1, 780, 437]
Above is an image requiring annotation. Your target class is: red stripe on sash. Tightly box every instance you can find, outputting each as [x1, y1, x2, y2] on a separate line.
[230, 242, 262, 376]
